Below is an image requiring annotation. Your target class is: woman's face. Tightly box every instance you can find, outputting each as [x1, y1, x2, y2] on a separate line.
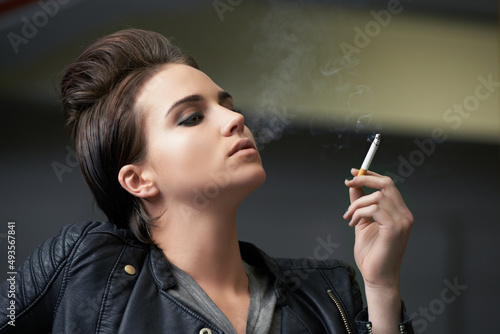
[135, 63, 266, 203]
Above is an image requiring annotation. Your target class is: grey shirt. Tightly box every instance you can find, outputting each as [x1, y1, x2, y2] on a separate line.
[167, 261, 281, 333]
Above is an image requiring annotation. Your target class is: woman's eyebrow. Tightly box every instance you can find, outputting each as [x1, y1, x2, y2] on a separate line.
[165, 91, 233, 118]
[166, 94, 203, 117]
[218, 91, 233, 103]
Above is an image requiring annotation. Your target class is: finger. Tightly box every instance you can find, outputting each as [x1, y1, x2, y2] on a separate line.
[350, 168, 383, 178]
[348, 201, 403, 229]
[345, 190, 409, 232]
[348, 199, 413, 235]
[346, 173, 393, 190]
[348, 183, 365, 204]
[346, 168, 414, 224]
[345, 173, 409, 214]
[346, 169, 391, 195]
[344, 190, 397, 221]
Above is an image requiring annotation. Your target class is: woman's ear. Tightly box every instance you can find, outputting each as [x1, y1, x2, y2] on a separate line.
[118, 164, 159, 198]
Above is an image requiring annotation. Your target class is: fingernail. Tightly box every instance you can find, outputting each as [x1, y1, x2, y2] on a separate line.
[343, 209, 349, 217]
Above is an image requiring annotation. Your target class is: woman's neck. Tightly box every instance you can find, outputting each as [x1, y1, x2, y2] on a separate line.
[152, 201, 248, 295]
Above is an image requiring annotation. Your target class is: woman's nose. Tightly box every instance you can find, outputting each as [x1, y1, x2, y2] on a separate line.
[221, 108, 245, 136]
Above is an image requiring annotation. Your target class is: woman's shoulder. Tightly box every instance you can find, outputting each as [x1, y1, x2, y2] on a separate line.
[240, 241, 357, 287]
[45, 221, 144, 254]
[58, 220, 144, 245]
[272, 256, 358, 289]
[25, 221, 148, 275]
[242, 243, 362, 317]
[0, 222, 150, 332]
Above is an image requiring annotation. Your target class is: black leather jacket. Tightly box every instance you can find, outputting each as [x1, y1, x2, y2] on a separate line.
[0, 221, 413, 333]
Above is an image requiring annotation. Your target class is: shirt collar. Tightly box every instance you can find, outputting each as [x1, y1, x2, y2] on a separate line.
[148, 241, 288, 304]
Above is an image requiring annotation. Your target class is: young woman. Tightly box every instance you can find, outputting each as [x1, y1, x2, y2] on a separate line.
[0, 29, 414, 334]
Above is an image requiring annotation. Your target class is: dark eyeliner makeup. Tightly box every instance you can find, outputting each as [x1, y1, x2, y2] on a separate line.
[178, 112, 204, 127]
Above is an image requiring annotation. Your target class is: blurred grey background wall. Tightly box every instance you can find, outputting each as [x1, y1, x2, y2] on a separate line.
[0, 0, 498, 333]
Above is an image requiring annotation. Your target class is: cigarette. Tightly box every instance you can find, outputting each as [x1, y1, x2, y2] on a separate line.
[358, 133, 381, 176]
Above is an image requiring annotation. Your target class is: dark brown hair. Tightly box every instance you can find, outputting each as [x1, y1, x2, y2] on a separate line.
[60, 28, 198, 243]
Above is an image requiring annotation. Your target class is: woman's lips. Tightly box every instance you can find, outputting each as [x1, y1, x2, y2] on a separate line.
[229, 138, 257, 157]
[231, 147, 258, 157]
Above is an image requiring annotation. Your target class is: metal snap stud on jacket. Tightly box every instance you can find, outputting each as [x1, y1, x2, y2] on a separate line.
[124, 265, 136, 275]
[199, 329, 212, 334]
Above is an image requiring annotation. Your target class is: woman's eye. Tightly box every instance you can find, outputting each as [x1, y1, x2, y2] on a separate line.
[178, 112, 204, 127]
[230, 107, 242, 114]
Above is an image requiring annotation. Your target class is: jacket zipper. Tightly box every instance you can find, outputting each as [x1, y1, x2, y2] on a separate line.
[327, 289, 353, 334]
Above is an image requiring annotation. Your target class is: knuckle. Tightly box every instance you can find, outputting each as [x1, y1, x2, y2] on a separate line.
[391, 221, 404, 235]
[402, 208, 414, 224]
[352, 211, 360, 220]
[368, 204, 379, 215]
[407, 212, 415, 225]
[381, 176, 394, 188]
[374, 191, 384, 201]
[399, 215, 414, 230]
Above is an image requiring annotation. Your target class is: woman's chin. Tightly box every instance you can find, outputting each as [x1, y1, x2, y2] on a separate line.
[230, 166, 266, 196]
[251, 168, 267, 190]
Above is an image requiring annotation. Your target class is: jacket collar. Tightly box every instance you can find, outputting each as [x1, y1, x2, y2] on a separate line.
[239, 241, 289, 305]
[148, 243, 177, 290]
[148, 241, 289, 305]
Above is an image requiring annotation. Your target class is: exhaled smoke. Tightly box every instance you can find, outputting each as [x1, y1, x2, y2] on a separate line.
[247, 0, 382, 153]
[247, 0, 325, 149]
